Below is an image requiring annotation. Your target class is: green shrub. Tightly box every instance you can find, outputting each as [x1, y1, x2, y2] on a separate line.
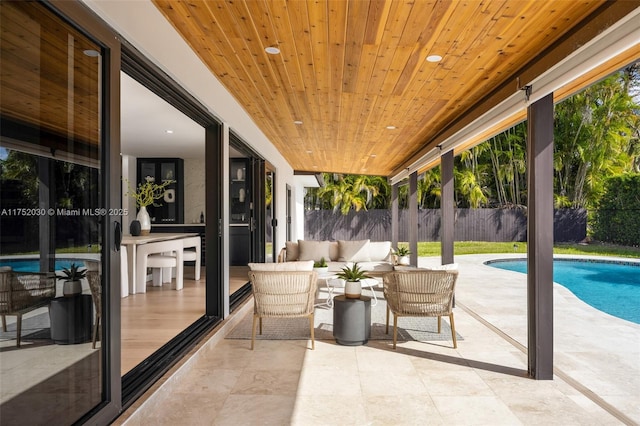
[593, 174, 640, 246]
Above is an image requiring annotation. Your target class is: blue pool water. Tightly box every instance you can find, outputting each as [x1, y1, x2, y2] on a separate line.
[0, 259, 86, 272]
[487, 259, 640, 324]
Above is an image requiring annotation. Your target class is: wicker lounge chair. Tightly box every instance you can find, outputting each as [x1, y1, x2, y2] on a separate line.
[248, 270, 318, 350]
[0, 267, 56, 347]
[383, 269, 459, 349]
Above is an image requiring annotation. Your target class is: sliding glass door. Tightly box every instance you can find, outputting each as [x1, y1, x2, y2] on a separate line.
[0, 1, 121, 422]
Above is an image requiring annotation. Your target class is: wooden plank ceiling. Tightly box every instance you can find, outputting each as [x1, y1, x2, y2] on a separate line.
[151, 0, 637, 177]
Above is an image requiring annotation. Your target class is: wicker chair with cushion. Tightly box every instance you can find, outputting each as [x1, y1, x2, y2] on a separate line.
[248, 269, 318, 350]
[0, 267, 56, 347]
[383, 269, 459, 349]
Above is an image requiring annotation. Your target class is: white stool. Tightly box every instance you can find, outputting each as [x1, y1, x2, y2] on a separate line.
[147, 254, 177, 287]
[136, 239, 184, 292]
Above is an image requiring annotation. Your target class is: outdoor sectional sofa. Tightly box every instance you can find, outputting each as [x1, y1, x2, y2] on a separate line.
[277, 239, 395, 274]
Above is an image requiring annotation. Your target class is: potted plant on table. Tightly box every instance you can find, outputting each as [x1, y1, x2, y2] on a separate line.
[336, 263, 371, 299]
[125, 176, 174, 235]
[58, 263, 87, 297]
[395, 246, 411, 266]
[313, 257, 329, 275]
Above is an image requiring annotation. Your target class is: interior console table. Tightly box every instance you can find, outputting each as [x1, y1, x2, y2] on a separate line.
[50, 295, 92, 344]
[332, 295, 371, 346]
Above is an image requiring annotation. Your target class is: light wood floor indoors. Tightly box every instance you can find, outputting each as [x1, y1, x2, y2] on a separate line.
[121, 265, 250, 375]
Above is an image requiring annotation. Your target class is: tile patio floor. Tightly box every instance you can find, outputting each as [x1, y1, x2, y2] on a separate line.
[116, 254, 640, 426]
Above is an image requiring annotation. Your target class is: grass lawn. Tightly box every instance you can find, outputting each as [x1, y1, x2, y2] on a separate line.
[396, 241, 640, 258]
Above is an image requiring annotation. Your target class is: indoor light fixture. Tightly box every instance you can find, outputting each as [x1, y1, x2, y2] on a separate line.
[294, 120, 303, 125]
[426, 54, 442, 63]
[165, 130, 174, 134]
[265, 46, 280, 55]
[83, 49, 100, 57]
[386, 125, 396, 130]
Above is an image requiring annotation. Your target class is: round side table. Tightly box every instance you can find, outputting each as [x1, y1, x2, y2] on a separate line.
[332, 295, 371, 346]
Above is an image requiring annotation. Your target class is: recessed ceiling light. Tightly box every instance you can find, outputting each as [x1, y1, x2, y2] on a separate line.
[386, 125, 396, 130]
[83, 49, 100, 57]
[165, 130, 174, 134]
[426, 54, 443, 63]
[265, 46, 280, 55]
[294, 120, 303, 125]
[306, 150, 313, 154]
[370, 154, 377, 158]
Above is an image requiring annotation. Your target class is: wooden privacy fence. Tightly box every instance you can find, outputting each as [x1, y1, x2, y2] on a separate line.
[304, 208, 586, 243]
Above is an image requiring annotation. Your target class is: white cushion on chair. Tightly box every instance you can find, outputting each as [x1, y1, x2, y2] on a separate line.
[182, 250, 198, 261]
[248, 261, 314, 271]
[147, 255, 177, 268]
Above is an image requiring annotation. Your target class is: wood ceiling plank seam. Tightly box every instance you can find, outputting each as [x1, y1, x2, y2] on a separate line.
[306, 0, 333, 144]
[363, 0, 393, 45]
[384, 9, 500, 135]
[247, 0, 303, 114]
[327, 0, 348, 129]
[190, 1, 271, 100]
[223, 1, 283, 101]
[362, 0, 411, 96]
[285, 1, 327, 151]
[268, 0, 306, 93]
[344, 5, 395, 150]
[341, 0, 370, 94]
[389, 0, 454, 97]
[158, 1, 251, 95]
[354, 0, 411, 145]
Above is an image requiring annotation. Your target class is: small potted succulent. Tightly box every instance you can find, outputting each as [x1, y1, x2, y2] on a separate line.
[395, 246, 411, 266]
[58, 263, 87, 297]
[336, 263, 371, 299]
[313, 257, 329, 275]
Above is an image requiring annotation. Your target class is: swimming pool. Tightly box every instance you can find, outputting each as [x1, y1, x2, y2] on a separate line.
[487, 258, 640, 324]
[0, 258, 86, 272]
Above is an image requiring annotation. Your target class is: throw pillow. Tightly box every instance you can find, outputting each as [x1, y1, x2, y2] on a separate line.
[338, 239, 371, 262]
[368, 241, 392, 261]
[285, 241, 299, 261]
[297, 240, 331, 262]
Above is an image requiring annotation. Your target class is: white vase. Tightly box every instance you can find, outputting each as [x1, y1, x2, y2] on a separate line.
[63, 280, 82, 297]
[344, 280, 362, 299]
[398, 255, 410, 266]
[137, 205, 151, 235]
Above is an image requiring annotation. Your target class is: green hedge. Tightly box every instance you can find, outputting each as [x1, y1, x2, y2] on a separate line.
[593, 174, 640, 246]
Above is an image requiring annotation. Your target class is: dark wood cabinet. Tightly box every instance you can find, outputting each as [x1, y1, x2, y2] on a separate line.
[230, 158, 251, 265]
[137, 158, 184, 224]
[230, 159, 250, 224]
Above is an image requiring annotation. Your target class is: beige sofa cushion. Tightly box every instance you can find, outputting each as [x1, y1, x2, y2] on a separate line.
[297, 240, 331, 262]
[328, 241, 339, 261]
[338, 239, 371, 262]
[249, 261, 314, 271]
[285, 241, 299, 261]
[368, 241, 392, 262]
